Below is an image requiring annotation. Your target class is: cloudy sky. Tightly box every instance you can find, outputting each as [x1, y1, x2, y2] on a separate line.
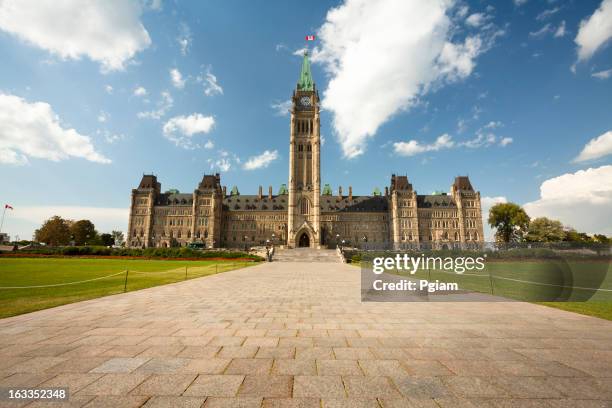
[0, 0, 611, 240]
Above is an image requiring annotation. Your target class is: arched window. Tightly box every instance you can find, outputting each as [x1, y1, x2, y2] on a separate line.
[454, 232, 459, 241]
[300, 198, 310, 215]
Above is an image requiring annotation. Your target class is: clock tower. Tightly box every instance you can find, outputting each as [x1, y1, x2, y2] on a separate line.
[287, 51, 321, 248]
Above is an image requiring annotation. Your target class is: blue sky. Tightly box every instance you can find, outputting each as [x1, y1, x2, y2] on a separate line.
[0, 0, 611, 240]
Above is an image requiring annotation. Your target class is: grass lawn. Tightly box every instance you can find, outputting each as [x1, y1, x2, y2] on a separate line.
[359, 259, 612, 321]
[0, 258, 257, 318]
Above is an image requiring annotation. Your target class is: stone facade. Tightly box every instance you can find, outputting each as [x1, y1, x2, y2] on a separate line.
[127, 53, 484, 250]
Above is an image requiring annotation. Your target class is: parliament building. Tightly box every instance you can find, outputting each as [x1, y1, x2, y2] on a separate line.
[127, 53, 484, 250]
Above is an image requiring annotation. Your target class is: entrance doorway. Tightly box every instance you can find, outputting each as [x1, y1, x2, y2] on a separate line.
[298, 233, 310, 248]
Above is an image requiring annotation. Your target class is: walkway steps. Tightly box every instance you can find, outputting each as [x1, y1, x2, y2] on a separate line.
[272, 248, 341, 263]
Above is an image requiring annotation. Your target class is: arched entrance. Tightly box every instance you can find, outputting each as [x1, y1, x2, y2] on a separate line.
[298, 232, 310, 247]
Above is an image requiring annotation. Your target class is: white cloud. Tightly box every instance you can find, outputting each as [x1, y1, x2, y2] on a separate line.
[0, 0, 151, 72]
[97, 129, 124, 144]
[592, 68, 612, 79]
[554, 20, 566, 38]
[134, 86, 147, 97]
[530, 24, 552, 38]
[204, 140, 214, 149]
[0, 93, 110, 165]
[575, 0, 612, 62]
[104, 85, 113, 94]
[243, 150, 279, 170]
[499, 137, 513, 147]
[524, 165, 612, 235]
[574, 130, 612, 162]
[466, 13, 487, 28]
[177, 22, 191, 56]
[537, 7, 560, 21]
[514, 0, 528, 6]
[209, 157, 232, 172]
[312, 0, 499, 158]
[271, 100, 292, 116]
[170, 68, 185, 89]
[145, 0, 162, 11]
[8, 206, 128, 241]
[97, 111, 109, 123]
[137, 91, 173, 120]
[162, 113, 215, 149]
[481, 196, 508, 241]
[198, 67, 223, 96]
[393, 134, 455, 157]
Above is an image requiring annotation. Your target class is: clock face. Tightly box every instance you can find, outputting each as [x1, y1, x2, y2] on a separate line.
[300, 96, 311, 107]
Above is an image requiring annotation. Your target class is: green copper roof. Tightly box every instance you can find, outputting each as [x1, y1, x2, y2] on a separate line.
[278, 184, 288, 195]
[322, 184, 332, 195]
[297, 51, 314, 91]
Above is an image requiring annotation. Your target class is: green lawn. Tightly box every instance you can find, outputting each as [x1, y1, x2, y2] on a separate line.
[0, 258, 257, 318]
[360, 259, 612, 320]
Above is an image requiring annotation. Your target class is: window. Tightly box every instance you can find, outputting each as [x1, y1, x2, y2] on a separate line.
[300, 198, 310, 215]
[298, 144, 303, 152]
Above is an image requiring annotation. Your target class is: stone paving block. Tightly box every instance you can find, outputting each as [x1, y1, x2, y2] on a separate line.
[26, 394, 95, 407]
[136, 358, 190, 374]
[217, 346, 259, 359]
[81, 395, 149, 408]
[238, 375, 293, 398]
[343, 376, 402, 399]
[7, 357, 68, 373]
[225, 358, 273, 375]
[255, 347, 296, 359]
[293, 375, 345, 398]
[99, 345, 149, 358]
[209, 337, 246, 347]
[183, 374, 244, 397]
[45, 357, 110, 374]
[130, 373, 197, 396]
[40, 372, 103, 393]
[358, 359, 409, 377]
[180, 359, 230, 374]
[443, 376, 510, 398]
[317, 360, 363, 376]
[333, 348, 375, 360]
[137, 346, 186, 358]
[77, 373, 150, 395]
[177, 346, 221, 359]
[90, 357, 150, 373]
[272, 359, 316, 375]
[243, 337, 279, 347]
[295, 347, 334, 360]
[0, 372, 57, 387]
[203, 397, 263, 407]
[262, 398, 320, 407]
[379, 398, 439, 408]
[400, 360, 454, 376]
[391, 376, 453, 399]
[143, 396, 206, 408]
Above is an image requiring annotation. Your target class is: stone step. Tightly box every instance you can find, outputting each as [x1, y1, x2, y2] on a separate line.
[272, 248, 341, 263]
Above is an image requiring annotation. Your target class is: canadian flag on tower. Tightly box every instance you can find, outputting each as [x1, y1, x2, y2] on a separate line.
[305, 35, 315, 41]
[4, 204, 13, 210]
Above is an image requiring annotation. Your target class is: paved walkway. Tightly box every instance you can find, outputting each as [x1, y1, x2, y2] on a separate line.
[0, 261, 611, 407]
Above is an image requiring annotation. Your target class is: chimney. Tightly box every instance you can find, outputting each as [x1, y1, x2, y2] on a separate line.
[385, 186, 389, 197]
[338, 186, 343, 199]
[258, 186, 263, 199]
[222, 186, 227, 196]
[349, 186, 353, 200]
[268, 186, 273, 199]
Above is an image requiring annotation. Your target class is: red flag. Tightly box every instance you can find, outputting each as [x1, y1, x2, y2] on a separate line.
[305, 35, 315, 41]
[4, 204, 13, 210]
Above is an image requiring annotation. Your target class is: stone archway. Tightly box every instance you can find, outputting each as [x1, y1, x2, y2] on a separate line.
[298, 232, 310, 247]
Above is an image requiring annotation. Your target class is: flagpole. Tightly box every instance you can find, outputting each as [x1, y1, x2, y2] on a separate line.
[0, 206, 6, 235]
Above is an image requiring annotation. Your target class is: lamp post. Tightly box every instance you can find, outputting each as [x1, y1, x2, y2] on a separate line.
[335, 234, 340, 249]
[243, 235, 248, 252]
[271, 233, 276, 250]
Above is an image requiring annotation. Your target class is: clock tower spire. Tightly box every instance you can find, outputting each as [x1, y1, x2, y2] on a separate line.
[287, 50, 321, 248]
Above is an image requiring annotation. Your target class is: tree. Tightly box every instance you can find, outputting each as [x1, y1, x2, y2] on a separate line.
[99, 233, 114, 247]
[593, 234, 611, 244]
[35, 216, 71, 246]
[563, 229, 592, 243]
[526, 217, 565, 242]
[70, 220, 97, 246]
[111, 230, 125, 247]
[488, 203, 530, 243]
